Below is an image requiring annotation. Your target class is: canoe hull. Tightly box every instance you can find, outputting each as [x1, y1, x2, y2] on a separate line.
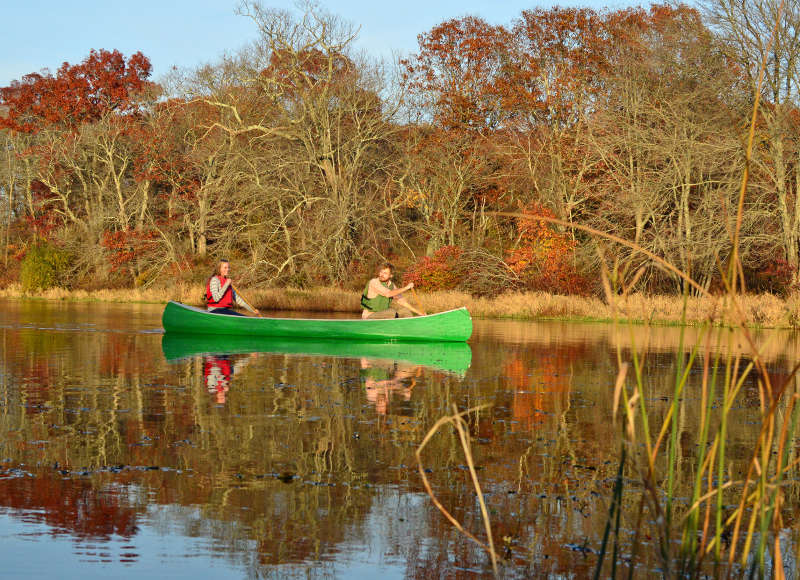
[161, 301, 473, 342]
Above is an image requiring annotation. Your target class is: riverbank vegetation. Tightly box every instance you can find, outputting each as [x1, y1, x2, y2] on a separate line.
[3, 282, 800, 328]
[2, 0, 800, 314]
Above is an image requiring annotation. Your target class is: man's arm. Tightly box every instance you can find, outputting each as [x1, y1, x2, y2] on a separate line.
[394, 296, 426, 316]
[370, 279, 414, 298]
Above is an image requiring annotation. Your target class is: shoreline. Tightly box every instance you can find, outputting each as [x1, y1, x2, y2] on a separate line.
[1, 284, 798, 329]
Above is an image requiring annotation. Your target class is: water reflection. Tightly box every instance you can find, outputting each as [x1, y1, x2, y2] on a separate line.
[0, 300, 798, 578]
[360, 358, 418, 415]
[203, 353, 258, 404]
[161, 333, 472, 375]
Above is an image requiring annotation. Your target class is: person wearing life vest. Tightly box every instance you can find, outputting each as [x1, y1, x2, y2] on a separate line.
[205, 259, 259, 316]
[360, 262, 425, 319]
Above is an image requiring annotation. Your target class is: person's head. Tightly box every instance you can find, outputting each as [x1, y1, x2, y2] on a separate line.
[377, 262, 395, 283]
[217, 259, 230, 277]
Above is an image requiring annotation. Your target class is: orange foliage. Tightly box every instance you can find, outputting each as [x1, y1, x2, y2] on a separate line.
[0, 49, 155, 133]
[101, 229, 159, 270]
[401, 16, 508, 131]
[506, 203, 587, 295]
[503, 350, 572, 431]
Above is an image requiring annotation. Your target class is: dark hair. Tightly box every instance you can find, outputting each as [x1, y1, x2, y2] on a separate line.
[377, 262, 395, 275]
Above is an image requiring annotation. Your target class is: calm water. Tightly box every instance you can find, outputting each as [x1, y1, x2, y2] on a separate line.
[0, 300, 798, 578]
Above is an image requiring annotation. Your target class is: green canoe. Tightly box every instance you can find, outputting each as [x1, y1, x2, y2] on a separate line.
[161, 333, 472, 375]
[161, 301, 473, 342]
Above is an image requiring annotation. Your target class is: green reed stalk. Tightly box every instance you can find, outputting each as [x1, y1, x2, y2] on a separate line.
[681, 331, 720, 573]
[714, 337, 736, 563]
[627, 330, 652, 458]
[594, 443, 626, 580]
[665, 313, 688, 536]
[750, 381, 800, 577]
[664, 321, 708, 573]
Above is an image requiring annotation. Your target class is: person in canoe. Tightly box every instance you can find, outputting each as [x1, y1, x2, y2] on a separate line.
[361, 262, 425, 319]
[205, 259, 260, 316]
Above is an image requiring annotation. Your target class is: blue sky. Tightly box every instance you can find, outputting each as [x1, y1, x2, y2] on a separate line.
[2, 0, 654, 87]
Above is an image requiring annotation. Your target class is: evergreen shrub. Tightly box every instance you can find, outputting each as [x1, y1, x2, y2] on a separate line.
[20, 243, 72, 291]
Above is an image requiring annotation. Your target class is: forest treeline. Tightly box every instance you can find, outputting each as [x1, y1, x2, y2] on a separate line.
[1, 0, 799, 297]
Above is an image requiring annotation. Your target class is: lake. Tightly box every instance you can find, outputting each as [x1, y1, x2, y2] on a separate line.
[0, 300, 798, 578]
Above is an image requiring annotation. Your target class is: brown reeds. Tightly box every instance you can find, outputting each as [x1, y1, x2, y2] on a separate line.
[3, 281, 800, 328]
[416, 404, 500, 576]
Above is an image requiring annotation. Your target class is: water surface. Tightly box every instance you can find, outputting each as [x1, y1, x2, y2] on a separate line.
[0, 300, 797, 578]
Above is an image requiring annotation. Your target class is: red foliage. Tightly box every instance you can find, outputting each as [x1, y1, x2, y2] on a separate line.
[101, 229, 159, 270]
[132, 98, 227, 199]
[748, 257, 799, 296]
[0, 49, 155, 133]
[0, 474, 140, 539]
[404, 245, 465, 291]
[505, 203, 587, 294]
[402, 4, 704, 134]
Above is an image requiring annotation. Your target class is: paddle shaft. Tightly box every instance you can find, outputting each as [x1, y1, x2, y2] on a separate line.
[231, 283, 260, 316]
[410, 287, 427, 315]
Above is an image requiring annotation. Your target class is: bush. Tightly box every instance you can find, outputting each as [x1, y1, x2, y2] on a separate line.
[745, 258, 798, 297]
[404, 246, 465, 290]
[20, 243, 72, 291]
[505, 203, 589, 295]
[404, 246, 518, 296]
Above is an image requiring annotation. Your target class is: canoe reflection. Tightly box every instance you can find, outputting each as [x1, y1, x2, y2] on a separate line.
[161, 334, 472, 375]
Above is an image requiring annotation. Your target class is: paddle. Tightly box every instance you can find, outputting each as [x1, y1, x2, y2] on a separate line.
[231, 284, 261, 317]
[410, 287, 428, 316]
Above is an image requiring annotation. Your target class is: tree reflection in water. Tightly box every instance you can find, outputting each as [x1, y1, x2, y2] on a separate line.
[0, 302, 797, 577]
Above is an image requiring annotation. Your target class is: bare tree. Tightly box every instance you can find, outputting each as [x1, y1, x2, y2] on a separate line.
[706, 0, 800, 281]
[584, 7, 757, 292]
[186, 0, 403, 285]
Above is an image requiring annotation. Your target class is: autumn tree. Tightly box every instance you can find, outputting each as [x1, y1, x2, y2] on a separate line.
[497, 6, 619, 233]
[583, 5, 753, 292]
[399, 16, 510, 257]
[0, 49, 158, 285]
[188, 0, 403, 285]
[0, 49, 154, 132]
[706, 0, 800, 285]
[401, 16, 508, 132]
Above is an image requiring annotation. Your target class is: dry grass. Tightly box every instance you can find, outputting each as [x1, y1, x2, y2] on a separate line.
[2, 282, 800, 327]
[424, 290, 800, 328]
